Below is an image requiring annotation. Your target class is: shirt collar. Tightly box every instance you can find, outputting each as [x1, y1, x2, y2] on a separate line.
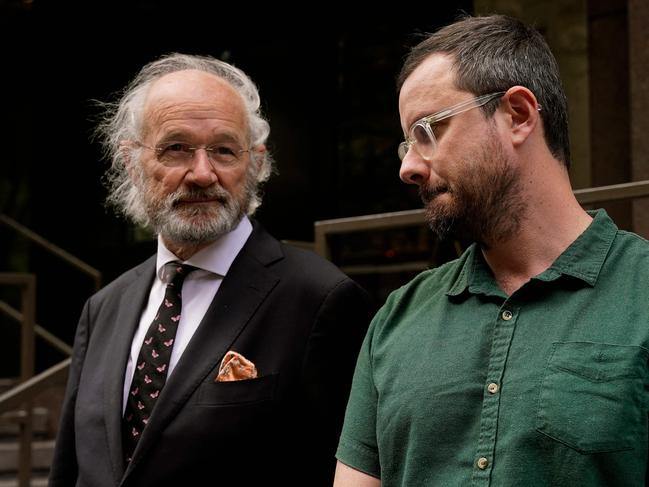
[446, 243, 495, 298]
[155, 216, 253, 280]
[447, 209, 618, 297]
[537, 209, 617, 285]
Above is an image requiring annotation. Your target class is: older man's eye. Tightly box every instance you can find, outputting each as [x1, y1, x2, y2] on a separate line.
[153, 143, 193, 165]
[210, 146, 237, 156]
[162, 143, 190, 154]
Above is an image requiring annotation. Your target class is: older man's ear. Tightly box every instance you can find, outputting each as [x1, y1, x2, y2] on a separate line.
[120, 140, 137, 180]
[252, 144, 266, 169]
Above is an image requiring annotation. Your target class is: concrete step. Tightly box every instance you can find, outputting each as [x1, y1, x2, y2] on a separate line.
[0, 440, 55, 474]
[0, 379, 65, 442]
[0, 474, 49, 487]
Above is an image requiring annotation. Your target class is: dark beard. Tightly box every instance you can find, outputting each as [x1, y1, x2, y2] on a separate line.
[420, 139, 526, 245]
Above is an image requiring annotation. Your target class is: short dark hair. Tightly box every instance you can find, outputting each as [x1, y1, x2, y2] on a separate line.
[398, 15, 571, 167]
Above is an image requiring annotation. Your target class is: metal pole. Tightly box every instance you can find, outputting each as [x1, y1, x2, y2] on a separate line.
[18, 275, 36, 487]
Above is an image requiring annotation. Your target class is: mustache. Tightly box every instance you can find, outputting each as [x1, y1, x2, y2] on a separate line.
[168, 185, 231, 207]
[419, 184, 450, 204]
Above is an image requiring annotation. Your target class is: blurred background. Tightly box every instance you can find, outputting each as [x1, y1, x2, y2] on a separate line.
[1, 0, 648, 483]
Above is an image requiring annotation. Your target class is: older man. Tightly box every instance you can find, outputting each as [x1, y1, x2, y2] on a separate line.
[335, 15, 649, 487]
[49, 53, 371, 487]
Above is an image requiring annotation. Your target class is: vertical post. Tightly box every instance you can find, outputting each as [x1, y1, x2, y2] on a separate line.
[588, 0, 631, 227]
[17, 410, 33, 487]
[18, 275, 35, 487]
[314, 224, 329, 259]
[20, 275, 35, 382]
[629, 0, 649, 239]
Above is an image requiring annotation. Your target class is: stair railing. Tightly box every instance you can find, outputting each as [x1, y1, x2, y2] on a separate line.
[0, 214, 101, 487]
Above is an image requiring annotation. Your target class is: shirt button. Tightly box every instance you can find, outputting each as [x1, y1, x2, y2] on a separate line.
[501, 310, 513, 320]
[487, 382, 499, 394]
[477, 457, 489, 469]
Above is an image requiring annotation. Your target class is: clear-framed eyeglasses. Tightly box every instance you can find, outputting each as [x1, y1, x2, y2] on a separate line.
[398, 91, 507, 162]
[135, 141, 251, 168]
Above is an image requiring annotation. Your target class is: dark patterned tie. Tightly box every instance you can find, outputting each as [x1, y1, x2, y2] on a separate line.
[122, 262, 196, 464]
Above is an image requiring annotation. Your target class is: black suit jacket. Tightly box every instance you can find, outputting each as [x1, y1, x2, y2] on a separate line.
[49, 222, 372, 487]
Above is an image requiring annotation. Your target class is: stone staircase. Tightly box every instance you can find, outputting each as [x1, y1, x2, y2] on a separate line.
[0, 379, 61, 487]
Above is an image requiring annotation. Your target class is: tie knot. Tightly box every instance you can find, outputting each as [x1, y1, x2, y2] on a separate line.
[162, 262, 197, 287]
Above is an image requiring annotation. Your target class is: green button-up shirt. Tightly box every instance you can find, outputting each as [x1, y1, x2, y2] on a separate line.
[337, 210, 649, 486]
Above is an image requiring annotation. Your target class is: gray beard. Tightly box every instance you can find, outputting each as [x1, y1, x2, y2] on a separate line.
[146, 184, 250, 245]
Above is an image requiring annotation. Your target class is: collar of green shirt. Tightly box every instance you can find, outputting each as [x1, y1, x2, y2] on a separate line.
[446, 209, 618, 299]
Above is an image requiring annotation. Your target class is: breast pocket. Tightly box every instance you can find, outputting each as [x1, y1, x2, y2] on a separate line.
[536, 342, 648, 453]
[197, 373, 278, 407]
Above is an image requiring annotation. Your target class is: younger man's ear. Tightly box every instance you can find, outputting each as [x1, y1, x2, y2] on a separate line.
[502, 86, 541, 147]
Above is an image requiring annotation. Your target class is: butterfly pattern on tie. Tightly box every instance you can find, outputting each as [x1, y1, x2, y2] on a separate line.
[122, 262, 196, 464]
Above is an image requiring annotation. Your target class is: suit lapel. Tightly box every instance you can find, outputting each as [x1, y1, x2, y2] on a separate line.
[124, 224, 283, 475]
[103, 257, 156, 482]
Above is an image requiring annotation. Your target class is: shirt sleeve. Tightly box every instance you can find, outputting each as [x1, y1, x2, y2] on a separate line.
[335, 317, 381, 478]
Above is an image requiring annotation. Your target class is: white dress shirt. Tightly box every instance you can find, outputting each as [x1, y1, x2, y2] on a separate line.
[122, 217, 253, 412]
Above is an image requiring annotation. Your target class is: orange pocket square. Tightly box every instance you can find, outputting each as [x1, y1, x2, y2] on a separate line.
[215, 351, 258, 382]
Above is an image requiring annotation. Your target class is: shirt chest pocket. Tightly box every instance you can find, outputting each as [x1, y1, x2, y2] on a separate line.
[536, 342, 648, 454]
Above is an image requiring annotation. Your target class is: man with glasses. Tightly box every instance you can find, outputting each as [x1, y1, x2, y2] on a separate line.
[49, 53, 371, 487]
[335, 15, 649, 487]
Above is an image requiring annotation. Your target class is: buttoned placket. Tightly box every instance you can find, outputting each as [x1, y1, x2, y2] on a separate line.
[471, 299, 520, 485]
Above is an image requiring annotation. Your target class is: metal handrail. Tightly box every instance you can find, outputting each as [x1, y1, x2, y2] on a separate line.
[0, 300, 73, 356]
[573, 180, 649, 204]
[314, 179, 649, 257]
[0, 359, 71, 415]
[0, 213, 102, 291]
[315, 209, 425, 258]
